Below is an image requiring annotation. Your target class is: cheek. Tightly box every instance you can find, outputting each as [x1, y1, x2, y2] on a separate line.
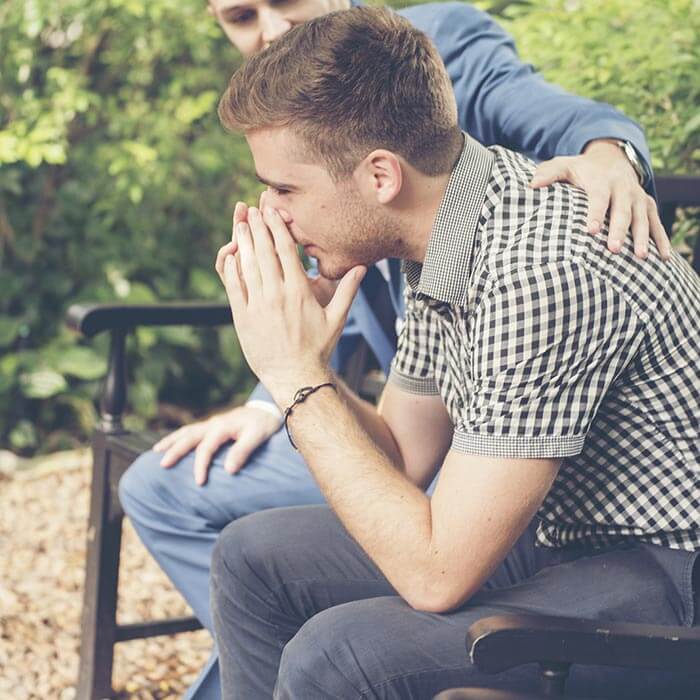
[222, 26, 262, 57]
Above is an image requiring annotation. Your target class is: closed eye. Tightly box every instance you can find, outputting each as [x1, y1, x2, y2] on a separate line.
[221, 7, 256, 24]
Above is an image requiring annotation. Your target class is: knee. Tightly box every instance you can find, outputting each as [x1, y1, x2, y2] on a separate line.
[211, 512, 281, 596]
[275, 605, 373, 699]
[212, 508, 323, 617]
[118, 449, 170, 516]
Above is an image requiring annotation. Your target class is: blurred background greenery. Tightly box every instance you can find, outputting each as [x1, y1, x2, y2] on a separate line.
[1, 0, 698, 455]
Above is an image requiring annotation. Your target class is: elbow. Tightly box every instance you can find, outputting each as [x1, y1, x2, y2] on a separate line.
[401, 575, 478, 614]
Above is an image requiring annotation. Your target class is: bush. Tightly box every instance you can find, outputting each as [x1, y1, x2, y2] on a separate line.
[0, 0, 259, 453]
[500, 0, 700, 250]
[0, 0, 697, 454]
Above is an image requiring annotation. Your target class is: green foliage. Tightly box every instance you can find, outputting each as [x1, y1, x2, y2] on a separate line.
[499, 0, 700, 250]
[0, 0, 698, 454]
[501, 0, 700, 175]
[0, 0, 259, 453]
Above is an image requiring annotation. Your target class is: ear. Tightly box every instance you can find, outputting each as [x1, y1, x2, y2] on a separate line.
[354, 150, 403, 205]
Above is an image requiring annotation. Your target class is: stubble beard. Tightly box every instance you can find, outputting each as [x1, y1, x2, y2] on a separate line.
[317, 188, 403, 280]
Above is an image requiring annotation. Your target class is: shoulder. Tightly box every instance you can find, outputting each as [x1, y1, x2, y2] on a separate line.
[475, 147, 587, 274]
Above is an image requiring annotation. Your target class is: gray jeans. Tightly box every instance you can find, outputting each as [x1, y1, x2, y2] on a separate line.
[210, 505, 700, 699]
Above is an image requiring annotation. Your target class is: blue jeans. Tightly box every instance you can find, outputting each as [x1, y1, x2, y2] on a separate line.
[119, 428, 327, 699]
[210, 506, 700, 700]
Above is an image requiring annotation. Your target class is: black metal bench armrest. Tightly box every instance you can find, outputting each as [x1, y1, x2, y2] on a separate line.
[66, 302, 232, 337]
[467, 614, 700, 675]
[656, 175, 700, 205]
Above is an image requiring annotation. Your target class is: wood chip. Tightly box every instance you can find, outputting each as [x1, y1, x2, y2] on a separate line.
[1, 459, 213, 698]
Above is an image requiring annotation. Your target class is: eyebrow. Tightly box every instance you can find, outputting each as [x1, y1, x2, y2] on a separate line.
[217, 0, 252, 11]
[255, 173, 298, 192]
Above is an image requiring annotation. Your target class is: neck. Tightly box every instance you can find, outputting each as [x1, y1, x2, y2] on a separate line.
[394, 169, 453, 263]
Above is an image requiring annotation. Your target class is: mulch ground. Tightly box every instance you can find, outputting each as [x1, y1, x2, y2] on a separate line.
[0, 449, 213, 699]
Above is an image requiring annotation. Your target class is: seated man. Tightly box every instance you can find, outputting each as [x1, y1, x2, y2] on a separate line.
[119, 1, 668, 697]
[210, 6, 700, 699]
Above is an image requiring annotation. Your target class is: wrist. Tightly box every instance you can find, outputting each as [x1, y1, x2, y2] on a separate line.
[583, 138, 646, 185]
[245, 400, 283, 425]
[583, 138, 619, 149]
[268, 368, 335, 410]
[282, 380, 338, 450]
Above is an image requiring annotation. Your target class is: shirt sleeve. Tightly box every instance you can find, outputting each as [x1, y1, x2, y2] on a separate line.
[452, 261, 645, 458]
[387, 288, 440, 395]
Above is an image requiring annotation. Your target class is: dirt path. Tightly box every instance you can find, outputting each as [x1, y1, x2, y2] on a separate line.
[0, 450, 212, 699]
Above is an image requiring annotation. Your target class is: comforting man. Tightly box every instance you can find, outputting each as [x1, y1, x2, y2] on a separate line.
[119, 1, 670, 697]
[210, 7, 700, 699]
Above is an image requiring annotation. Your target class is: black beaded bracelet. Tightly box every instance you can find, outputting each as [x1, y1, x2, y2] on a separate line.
[283, 382, 337, 450]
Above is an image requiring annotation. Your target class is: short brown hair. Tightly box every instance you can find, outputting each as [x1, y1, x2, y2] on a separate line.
[218, 6, 463, 179]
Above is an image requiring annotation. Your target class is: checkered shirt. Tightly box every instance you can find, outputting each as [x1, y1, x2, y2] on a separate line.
[388, 134, 700, 551]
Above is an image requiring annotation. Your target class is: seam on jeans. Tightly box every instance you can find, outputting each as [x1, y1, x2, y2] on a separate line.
[356, 662, 469, 699]
[681, 551, 699, 627]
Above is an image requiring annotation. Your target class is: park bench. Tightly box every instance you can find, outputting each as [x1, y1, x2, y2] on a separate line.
[67, 175, 699, 699]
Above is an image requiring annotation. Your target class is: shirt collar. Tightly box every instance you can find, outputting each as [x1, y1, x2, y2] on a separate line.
[404, 133, 494, 304]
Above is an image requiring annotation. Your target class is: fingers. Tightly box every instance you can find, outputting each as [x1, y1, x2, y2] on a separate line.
[155, 425, 205, 468]
[236, 221, 263, 294]
[153, 429, 178, 454]
[233, 201, 249, 232]
[630, 198, 650, 259]
[216, 241, 238, 280]
[529, 158, 570, 189]
[647, 196, 672, 260]
[585, 187, 609, 236]
[216, 201, 248, 280]
[193, 424, 232, 486]
[223, 251, 247, 309]
[326, 266, 366, 330]
[223, 430, 266, 475]
[605, 190, 633, 254]
[262, 206, 307, 283]
[248, 207, 284, 290]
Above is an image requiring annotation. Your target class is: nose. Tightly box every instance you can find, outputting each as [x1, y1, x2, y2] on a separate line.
[260, 8, 292, 46]
[262, 189, 293, 223]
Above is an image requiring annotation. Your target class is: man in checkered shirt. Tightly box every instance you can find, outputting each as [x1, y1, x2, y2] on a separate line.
[210, 7, 700, 698]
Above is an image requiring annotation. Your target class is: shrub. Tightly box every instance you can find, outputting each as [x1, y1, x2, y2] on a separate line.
[0, 0, 259, 453]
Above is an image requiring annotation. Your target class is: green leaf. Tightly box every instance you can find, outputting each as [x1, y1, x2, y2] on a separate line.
[9, 420, 38, 451]
[19, 368, 69, 399]
[51, 346, 107, 380]
[682, 111, 700, 138]
[0, 316, 23, 347]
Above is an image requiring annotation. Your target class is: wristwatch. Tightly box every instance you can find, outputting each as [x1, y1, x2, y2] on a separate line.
[612, 139, 647, 186]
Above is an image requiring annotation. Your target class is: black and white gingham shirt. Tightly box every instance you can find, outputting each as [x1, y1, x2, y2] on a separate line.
[389, 134, 700, 551]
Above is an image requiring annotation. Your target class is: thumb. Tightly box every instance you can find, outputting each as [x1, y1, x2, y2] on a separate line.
[326, 265, 366, 328]
[530, 160, 567, 189]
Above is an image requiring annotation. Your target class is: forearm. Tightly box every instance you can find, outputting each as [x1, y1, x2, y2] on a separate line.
[333, 374, 404, 470]
[285, 386, 437, 606]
